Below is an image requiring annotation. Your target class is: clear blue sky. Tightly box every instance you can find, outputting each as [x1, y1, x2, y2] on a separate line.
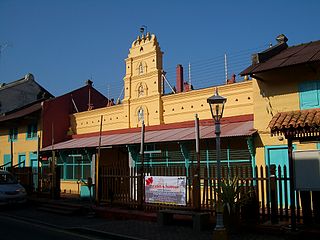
[1, 0, 319, 98]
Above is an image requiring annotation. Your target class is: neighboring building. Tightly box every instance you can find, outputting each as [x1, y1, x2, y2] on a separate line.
[240, 34, 320, 169]
[40, 80, 109, 192]
[0, 75, 108, 192]
[0, 73, 53, 115]
[0, 74, 53, 172]
[42, 33, 257, 197]
[41, 80, 109, 149]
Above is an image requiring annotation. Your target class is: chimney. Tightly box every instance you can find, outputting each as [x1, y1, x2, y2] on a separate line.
[176, 64, 184, 93]
[227, 74, 236, 84]
[251, 34, 288, 65]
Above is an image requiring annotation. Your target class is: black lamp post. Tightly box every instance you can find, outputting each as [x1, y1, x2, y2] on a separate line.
[207, 88, 227, 236]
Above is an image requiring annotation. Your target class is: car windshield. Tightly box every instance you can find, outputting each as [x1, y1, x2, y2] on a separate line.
[0, 173, 18, 184]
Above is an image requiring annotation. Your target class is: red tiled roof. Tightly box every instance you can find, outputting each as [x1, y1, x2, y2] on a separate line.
[268, 108, 320, 137]
[41, 117, 256, 151]
[240, 40, 320, 75]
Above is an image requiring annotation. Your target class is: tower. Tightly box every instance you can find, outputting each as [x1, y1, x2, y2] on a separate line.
[123, 32, 164, 127]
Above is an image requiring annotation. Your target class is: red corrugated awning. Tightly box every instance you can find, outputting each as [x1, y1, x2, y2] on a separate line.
[41, 120, 256, 151]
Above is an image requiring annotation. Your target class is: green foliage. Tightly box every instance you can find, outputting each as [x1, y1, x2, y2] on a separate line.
[219, 177, 242, 214]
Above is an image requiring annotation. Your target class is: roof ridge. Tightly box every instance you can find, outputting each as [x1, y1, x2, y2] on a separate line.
[288, 39, 320, 49]
[0, 77, 28, 91]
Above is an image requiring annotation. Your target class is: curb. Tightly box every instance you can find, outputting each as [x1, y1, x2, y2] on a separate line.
[68, 227, 147, 240]
[1, 212, 62, 229]
[2, 212, 146, 240]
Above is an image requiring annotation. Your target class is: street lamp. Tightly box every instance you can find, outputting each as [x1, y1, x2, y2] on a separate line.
[207, 88, 227, 238]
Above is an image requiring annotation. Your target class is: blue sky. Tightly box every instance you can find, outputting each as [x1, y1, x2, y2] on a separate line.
[1, 0, 319, 98]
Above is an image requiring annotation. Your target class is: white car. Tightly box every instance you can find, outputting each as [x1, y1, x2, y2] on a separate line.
[0, 170, 27, 206]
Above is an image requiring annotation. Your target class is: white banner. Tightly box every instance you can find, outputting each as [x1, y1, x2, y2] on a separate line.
[145, 176, 186, 206]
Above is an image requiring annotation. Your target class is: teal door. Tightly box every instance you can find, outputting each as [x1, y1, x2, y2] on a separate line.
[3, 154, 11, 170]
[30, 152, 38, 191]
[265, 145, 291, 204]
[18, 154, 26, 167]
[266, 146, 289, 169]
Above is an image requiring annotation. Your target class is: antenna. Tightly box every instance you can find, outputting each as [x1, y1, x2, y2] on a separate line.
[107, 84, 110, 100]
[224, 53, 228, 83]
[188, 62, 191, 86]
[117, 86, 124, 104]
[0, 43, 10, 55]
[162, 73, 176, 94]
[0, 43, 11, 68]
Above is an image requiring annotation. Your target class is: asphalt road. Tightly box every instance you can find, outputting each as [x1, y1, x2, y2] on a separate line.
[0, 215, 108, 240]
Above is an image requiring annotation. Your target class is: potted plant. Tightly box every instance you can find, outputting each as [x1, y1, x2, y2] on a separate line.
[219, 177, 242, 232]
[240, 188, 260, 225]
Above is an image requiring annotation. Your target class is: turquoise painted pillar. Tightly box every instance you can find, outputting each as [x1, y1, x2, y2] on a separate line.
[205, 141, 210, 178]
[127, 145, 139, 168]
[247, 137, 256, 177]
[165, 148, 169, 167]
[179, 143, 190, 177]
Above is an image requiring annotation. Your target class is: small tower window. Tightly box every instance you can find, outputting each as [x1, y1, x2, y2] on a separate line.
[139, 63, 144, 74]
[138, 83, 144, 97]
[138, 107, 144, 122]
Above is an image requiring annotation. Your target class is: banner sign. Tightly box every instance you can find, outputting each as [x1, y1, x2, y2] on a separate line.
[145, 176, 186, 206]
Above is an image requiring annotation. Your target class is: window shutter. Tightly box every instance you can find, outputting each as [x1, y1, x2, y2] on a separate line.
[299, 81, 320, 109]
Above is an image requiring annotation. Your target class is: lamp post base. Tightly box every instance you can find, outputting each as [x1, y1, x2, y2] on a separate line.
[213, 228, 228, 240]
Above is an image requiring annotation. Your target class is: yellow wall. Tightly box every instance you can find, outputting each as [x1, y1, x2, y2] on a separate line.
[252, 65, 320, 166]
[71, 81, 253, 135]
[60, 181, 80, 194]
[162, 81, 253, 124]
[70, 105, 127, 134]
[0, 122, 40, 167]
[71, 33, 253, 135]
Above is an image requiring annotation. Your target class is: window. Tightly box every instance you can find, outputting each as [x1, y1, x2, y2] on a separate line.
[139, 63, 144, 74]
[299, 80, 320, 109]
[138, 107, 144, 122]
[27, 123, 37, 139]
[138, 83, 144, 97]
[8, 127, 18, 142]
[57, 154, 91, 180]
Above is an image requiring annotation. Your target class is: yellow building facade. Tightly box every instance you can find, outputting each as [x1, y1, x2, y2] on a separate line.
[44, 33, 255, 195]
[70, 33, 253, 135]
[241, 36, 320, 169]
[0, 119, 40, 168]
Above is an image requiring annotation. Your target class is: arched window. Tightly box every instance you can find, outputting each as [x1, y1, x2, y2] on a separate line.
[139, 63, 144, 74]
[138, 83, 144, 97]
[138, 107, 144, 122]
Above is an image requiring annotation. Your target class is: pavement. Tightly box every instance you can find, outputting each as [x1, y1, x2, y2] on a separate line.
[1, 198, 318, 240]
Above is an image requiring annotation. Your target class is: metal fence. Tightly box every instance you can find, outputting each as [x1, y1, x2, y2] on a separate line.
[99, 164, 320, 224]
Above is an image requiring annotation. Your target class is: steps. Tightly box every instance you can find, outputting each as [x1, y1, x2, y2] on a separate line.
[37, 201, 88, 216]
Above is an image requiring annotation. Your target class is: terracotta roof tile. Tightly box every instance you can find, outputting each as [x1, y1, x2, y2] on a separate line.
[315, 111, 320, 125]
[269, 108, 320, 138]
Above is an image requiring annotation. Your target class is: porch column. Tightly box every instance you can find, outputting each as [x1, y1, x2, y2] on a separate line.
[247, 137, 256, 177]
[128, 145, 139, 201]
[179, 143, 190, 176]
[287, 137, 296, 231]
[128, 146, 139, 168]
